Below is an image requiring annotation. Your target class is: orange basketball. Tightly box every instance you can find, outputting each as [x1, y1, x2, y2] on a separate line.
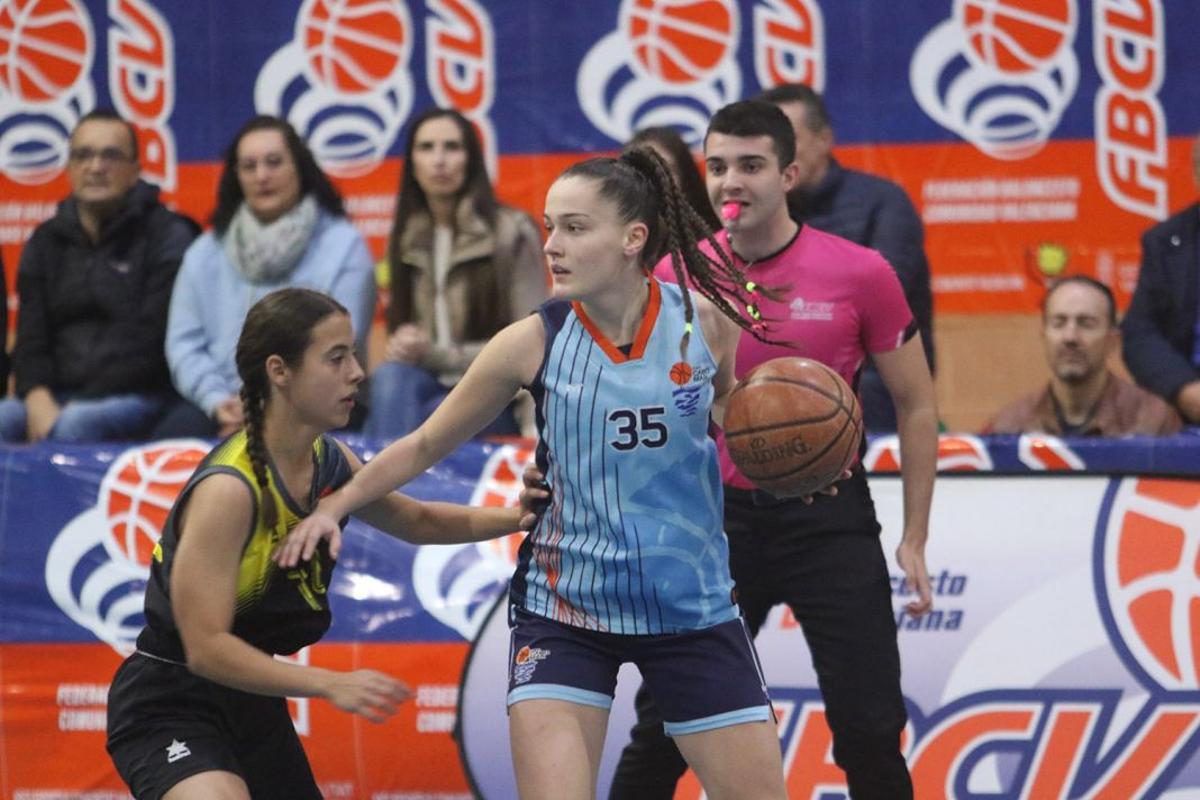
[956, 0, 1074, 75]
[724, 357, 862, 498]
[622, 0, 737, 85]
[300, 0, 409, 94]
[0, 0, 91, 103]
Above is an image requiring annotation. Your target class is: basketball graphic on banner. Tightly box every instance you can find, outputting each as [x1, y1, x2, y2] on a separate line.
[100, 442, 208, 568]
[621, 0, 736, 84]
[956, 0, 1074, 75]
[299, 0, 408, 94]
[1099, 478, 1200, 692]
[0, 0, 91, 103]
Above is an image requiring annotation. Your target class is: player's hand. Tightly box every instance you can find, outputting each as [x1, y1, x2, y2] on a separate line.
[895, 537, 933, 617]
[323, 668, 411, 723]
[273, 511, 342, 567]
[517, 464, 550, 530]
[798, 468, 853, 505]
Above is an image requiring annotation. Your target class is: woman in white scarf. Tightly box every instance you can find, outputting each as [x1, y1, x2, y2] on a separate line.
[159, 116, 376, 439]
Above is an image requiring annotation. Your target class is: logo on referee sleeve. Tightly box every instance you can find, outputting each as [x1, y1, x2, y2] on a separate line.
[512, 645, 550, 686]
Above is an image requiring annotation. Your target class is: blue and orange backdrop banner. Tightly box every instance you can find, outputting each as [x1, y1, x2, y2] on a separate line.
[3, 433, 1200, 797]
[1, 0, 1198, 316]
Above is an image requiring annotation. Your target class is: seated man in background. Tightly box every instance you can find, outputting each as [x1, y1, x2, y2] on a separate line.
[0, 110, 196, 443]
[986, 276, 1180, 437]
[1121, 132, 1200, 425]
[758, 83, 934, 433]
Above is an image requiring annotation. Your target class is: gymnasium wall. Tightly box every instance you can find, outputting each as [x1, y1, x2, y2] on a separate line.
[0, 1, 1198, 428]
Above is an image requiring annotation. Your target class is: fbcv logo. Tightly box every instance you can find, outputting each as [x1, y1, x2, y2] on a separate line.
[577, 0, 741, 147]
[255, 0, 414, 178]
[45, 440, 208, 654]
[0, 0, 95, 184]
[910, 0, 1079, 160]
[1098, 478, 1200, 693]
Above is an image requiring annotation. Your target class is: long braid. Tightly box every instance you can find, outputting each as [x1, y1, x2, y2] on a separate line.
[620, 148, 783, 360]
[241, 379, 279, 532]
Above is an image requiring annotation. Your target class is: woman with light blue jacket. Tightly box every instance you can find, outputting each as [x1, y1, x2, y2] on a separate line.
[158, 115, 375, 438]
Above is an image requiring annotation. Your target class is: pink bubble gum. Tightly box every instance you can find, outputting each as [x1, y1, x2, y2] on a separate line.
[721, 202, 741, 222]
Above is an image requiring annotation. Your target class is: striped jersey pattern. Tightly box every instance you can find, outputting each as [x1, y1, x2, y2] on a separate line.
[513, 279, 737, 634]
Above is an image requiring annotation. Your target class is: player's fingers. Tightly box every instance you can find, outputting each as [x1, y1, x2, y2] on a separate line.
[328, 528, 342, 561]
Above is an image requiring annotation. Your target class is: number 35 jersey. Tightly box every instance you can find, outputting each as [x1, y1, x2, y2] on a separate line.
[515, 279, 737, 635]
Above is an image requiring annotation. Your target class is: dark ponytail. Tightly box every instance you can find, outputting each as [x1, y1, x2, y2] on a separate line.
[560, 149, 780, 360]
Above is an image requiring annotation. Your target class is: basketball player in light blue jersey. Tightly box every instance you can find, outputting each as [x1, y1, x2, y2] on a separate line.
[277, 149, 789, 799]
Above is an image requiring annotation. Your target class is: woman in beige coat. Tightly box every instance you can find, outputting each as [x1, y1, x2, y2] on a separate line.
[367, 108, 546, 439]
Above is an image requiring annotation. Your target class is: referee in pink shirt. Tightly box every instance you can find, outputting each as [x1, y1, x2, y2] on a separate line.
[611, 101, 938, 800]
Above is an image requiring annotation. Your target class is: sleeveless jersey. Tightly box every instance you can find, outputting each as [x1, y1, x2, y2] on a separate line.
[136, 430, 352, 661]
[514, 279, 737, 635]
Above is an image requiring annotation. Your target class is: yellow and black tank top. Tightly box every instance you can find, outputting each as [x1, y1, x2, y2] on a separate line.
[135, 430, 352, 662]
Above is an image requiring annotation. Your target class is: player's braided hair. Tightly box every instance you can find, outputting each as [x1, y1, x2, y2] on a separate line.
[235, 288, 348, 532]
[559, 149, 780, 361]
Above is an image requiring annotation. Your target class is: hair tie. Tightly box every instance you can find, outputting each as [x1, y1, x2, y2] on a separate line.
[684, 322, 693, 335]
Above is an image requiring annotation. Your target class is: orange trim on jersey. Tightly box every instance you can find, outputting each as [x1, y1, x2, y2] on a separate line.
[571, 278, 662, 363]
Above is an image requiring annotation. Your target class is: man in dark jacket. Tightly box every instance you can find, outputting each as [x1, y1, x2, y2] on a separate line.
[1121, 132, 1200, 425]
[759, 84, 935, 432]
[0, 110, 196, 442]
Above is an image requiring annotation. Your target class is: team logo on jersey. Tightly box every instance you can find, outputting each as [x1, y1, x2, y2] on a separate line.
[44, 439, 208, 654]
[255, 0, 414, 178]
[0, 0, 96, 184]
[577, 0, 741, 147]
[910, 0, 1079, 160]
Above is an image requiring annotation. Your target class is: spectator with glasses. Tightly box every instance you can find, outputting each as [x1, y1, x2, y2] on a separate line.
[0, 109, 197, 443]
[156, 115, 375, 438]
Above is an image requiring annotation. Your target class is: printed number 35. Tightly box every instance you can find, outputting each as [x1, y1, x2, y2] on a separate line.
[608, 406, 668, 451]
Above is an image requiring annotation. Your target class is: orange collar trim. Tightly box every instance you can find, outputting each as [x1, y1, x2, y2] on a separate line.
[572, 279, 661, 364]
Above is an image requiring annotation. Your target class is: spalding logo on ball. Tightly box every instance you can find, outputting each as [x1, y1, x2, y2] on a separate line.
[724, 357, 861, 497]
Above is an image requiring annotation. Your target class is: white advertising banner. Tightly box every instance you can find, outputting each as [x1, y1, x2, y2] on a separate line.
[461, 474, 1200, 799]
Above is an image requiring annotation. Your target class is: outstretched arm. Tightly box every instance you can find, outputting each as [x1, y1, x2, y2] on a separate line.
[275, 315, 545, 565]
[172, 475, 408, 721]
[341, 442, 548, 545]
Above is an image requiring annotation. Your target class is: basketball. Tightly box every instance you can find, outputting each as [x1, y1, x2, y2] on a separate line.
[622, 0, 737, 85]
[956, 0, 1074, 75]
[724, 357, 862, 498]
[300, 0, 410, 94]
[0, 0, 92, 103]
[100, 441, 208, 567]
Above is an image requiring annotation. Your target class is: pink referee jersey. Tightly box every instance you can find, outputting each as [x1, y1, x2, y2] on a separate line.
[653, 225, 914, 489]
